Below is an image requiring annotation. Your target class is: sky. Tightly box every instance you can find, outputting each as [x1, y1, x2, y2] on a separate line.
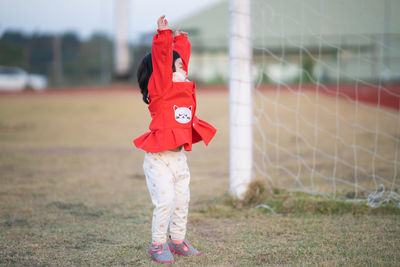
[0, 0, 222, 42]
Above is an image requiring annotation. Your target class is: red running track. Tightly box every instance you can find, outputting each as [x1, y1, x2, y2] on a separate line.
[1, 83, 400, 110]
[255, 83, 400, 110]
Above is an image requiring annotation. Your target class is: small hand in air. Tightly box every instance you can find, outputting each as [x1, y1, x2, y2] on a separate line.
[157, 15, 169, 30]
[175, 28, 188, 37]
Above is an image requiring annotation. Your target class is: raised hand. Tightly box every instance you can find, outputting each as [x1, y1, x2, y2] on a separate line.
[157, 15, 169, 31]
[175, 28, 188, 37]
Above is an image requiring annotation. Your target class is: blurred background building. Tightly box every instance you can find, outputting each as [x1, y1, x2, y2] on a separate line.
[167, 0, 400, 84]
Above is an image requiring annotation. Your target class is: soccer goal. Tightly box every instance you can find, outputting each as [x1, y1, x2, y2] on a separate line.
[229, 0, 400, 208]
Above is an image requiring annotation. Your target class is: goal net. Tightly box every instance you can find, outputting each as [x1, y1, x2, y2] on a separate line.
[248, 0, 400, 208]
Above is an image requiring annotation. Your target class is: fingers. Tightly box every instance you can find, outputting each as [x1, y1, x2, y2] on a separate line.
[157, 15, 169, 30]
[175, 28, 188, 36]
[157, 15, 165, 25]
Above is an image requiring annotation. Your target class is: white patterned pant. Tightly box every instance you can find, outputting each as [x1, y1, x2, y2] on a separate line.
[143, 149, 191, 244]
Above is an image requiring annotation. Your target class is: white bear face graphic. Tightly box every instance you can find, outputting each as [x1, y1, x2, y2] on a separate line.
[174, 105, 192, 124]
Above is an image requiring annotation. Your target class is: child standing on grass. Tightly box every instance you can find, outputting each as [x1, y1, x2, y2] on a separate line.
[134, 15, 216, 264]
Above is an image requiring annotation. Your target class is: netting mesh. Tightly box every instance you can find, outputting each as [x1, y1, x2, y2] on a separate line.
[251, 0, 400, 207]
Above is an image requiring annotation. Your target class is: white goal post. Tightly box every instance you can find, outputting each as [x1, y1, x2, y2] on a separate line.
[229, 0, 253, 199]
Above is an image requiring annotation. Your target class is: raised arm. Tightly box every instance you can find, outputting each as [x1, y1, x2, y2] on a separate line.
[173, 29, 191, 73]
[149, 16, 173, 97]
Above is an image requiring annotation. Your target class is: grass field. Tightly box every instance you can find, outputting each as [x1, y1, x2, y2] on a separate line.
[1, 86, 399, 266]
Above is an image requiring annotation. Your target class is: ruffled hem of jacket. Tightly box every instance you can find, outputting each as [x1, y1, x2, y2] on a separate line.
[134, 119, 216, 153]
[133, 128, 191, 152]
[192, 116, 217, 146]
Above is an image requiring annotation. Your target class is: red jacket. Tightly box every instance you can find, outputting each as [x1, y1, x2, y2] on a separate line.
[134, 29, 217, 152]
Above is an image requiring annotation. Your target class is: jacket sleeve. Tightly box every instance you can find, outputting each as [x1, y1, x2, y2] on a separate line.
[149, 29, 174, 97]
[173, 35, 191, 73]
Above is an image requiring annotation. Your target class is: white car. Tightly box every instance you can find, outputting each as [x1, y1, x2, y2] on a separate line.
[28, 73, 47, 91]
[0, 66, 47, 91]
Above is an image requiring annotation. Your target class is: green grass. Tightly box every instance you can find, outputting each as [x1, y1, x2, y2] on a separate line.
[1, 88, 399, 266]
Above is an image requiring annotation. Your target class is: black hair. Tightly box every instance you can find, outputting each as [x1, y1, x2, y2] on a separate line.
[137, 53, 152, 104]
[172, 50, 180, 72]
[137, 50, 181, 104]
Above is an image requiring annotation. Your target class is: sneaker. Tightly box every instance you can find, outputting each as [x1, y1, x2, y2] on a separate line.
[148, 243, 174, 264]
[168, 236, 201, 256]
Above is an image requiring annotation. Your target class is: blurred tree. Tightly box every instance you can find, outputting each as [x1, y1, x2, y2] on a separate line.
[131, 44, 151, 83]
[301, 54, 315, 83]
[89, 33, 113, 84]
[1, 31, 28, 45]
[0, 31, 28, 69]
[60, 32, 80, 84]
[76, 33, 113, 85]
[0, 30, 116, 87]
[29, 33, 53, 77]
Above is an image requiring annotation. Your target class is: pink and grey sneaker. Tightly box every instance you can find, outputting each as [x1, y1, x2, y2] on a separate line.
[168, 236, 201, 256]
[148, 243, 174, 264]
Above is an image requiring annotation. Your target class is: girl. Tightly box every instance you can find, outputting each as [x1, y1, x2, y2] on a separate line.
[134, 15, 216, 264]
